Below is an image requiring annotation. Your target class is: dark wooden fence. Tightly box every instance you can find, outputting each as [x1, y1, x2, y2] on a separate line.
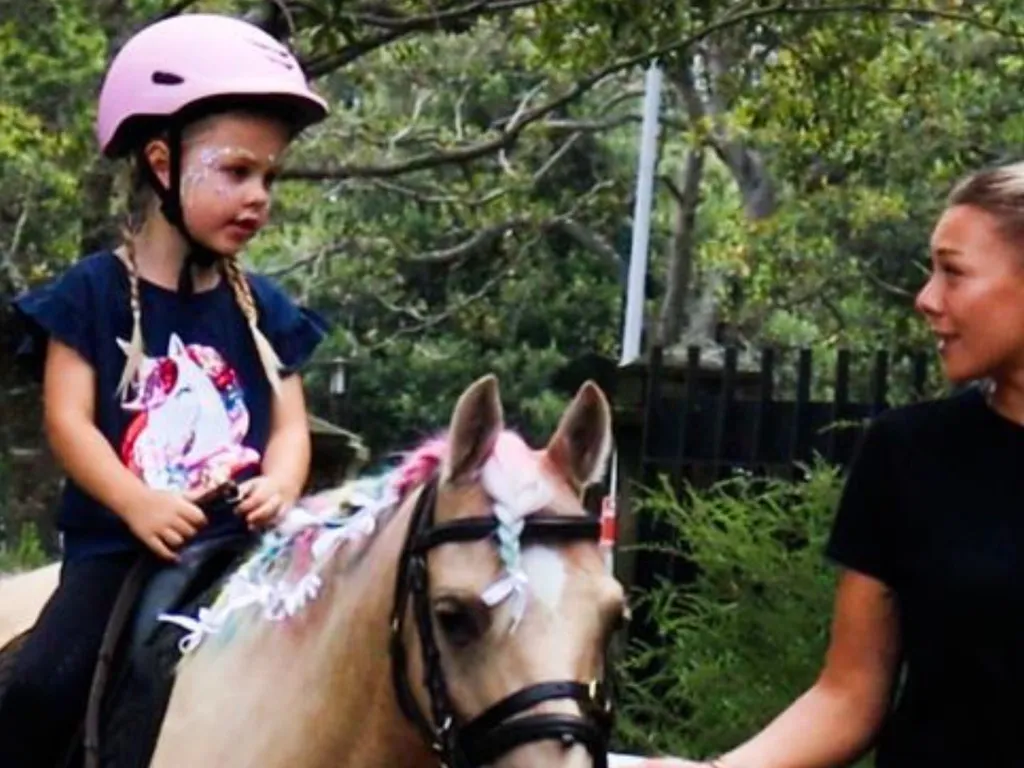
[597, 343, 943, 644]
[630, 344, 937, 490]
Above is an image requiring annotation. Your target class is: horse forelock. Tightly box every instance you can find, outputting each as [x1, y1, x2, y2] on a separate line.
[392, 435, 447, 498]
[479, 432, 556, 519]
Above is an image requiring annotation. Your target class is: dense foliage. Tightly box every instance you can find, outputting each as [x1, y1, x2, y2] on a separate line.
[614, 465, 871, 765]
[3, 0, 1023, 538]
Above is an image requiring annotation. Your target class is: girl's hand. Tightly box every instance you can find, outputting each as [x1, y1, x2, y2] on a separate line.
[235, 475, 288, 530]
[125, 489, 208, 562]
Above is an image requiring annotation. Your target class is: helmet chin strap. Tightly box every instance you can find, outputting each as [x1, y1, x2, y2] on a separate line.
[141, 124, 220, 296]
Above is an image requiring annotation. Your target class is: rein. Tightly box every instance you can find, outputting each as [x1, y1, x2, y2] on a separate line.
[389, 474, 614, 767]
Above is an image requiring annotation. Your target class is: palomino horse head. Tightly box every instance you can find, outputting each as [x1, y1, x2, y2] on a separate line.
[149, 375, 626, 768]
[391, 374, 627, 767]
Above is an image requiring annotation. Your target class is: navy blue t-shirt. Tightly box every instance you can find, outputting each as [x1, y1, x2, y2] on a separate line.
[11, 250, 328, 560]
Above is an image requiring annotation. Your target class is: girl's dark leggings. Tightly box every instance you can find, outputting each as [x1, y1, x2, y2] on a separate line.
[0, 552, 136, 767]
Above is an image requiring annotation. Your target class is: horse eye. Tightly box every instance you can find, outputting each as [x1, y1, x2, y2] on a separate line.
[433, 597, 484, 648]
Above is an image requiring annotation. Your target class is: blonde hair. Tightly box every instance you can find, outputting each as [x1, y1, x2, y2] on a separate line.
[947, 161, 1024, 243]
[114, 157, 283, 400]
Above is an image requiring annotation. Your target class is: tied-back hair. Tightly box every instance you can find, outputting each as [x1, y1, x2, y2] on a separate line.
[947, 161, 1024, 243]
[115, 154, 284, 400]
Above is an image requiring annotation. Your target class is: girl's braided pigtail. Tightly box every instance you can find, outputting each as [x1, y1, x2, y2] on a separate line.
[222, 255, 283, 395]
[115, 231, 145, 399]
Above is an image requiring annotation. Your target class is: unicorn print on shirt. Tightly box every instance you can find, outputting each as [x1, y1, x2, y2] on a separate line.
[119, 333, 260, 493]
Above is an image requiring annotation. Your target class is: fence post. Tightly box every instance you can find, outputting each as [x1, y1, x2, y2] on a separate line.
[789, 349, 813, 476]
[871, 350, 889, 415]
[751, 347, 775, 467]
[712, 347, 738, 480]
[827, 349, 851, 462]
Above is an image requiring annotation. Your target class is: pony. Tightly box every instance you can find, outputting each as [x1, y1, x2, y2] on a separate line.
[0, 564, 59, 646]
[1, 375, 630, 767]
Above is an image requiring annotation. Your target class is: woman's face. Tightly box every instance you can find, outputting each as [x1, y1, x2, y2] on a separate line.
[916, 203, 1024, 384]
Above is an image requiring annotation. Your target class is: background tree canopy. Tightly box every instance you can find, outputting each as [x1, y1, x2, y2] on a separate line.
[3, 0, 1024, 543]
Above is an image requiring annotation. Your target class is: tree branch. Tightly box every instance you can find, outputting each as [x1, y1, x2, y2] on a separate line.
[292, 2, 1011, 182]
[348, 0, 544, 30]
[863, 267, 916, 299]
[303, 0, 546, 76]
[2, 204, 30, 295]
[542, 114, 688, 133]
[363, 178, 505, 206]
[363, 249, 529, 351]
[407, 218, 529, 263]
[259, 236, 390, 278]
[156, 0, 202, 22]
[552, 218, 620, 267]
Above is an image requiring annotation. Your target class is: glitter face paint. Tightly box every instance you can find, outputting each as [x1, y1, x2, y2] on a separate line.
[180, 147, 280, 209]
[164, 112, 292, 255]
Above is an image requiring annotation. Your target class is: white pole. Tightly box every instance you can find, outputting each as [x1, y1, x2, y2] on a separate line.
[603, 61, 662, 575]
[619, 62, 663, 366]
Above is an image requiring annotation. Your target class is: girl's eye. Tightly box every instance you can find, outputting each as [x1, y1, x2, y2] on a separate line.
[225, 166, 249, 181]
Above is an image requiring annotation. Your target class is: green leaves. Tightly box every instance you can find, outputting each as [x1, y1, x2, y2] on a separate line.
[616, 465, 848, 759]
[5, 0, 1024, 457]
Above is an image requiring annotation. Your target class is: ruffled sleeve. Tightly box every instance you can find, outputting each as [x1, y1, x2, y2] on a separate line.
[9, 262, 97, 380]
[247, 273, 330, 375]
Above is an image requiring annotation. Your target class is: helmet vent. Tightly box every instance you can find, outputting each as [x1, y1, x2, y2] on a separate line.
[152, 71, 185, 85]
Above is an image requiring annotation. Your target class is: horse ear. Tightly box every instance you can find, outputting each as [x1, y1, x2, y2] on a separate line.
[442, 374, 504, 485]
[545, 380, 612, 495]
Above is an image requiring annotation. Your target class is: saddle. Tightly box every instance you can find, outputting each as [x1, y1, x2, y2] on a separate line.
[82, 529, 253, 768]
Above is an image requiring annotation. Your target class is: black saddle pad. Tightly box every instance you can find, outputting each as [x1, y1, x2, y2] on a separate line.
[94, 533, 253, 767]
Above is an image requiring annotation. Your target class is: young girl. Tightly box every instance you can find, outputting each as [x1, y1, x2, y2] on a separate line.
[0, 14, 330, 765]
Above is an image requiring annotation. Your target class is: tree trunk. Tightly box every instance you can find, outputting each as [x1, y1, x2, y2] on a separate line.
[655, 47, 780, 350]
[656, 147, 704, 347]
[702, 41, 776, 221]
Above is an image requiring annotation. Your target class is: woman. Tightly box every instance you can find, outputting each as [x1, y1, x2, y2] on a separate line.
[645, 161, 1024, 767]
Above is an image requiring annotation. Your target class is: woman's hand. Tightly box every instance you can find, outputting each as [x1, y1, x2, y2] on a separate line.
[235, 475, 289, 530]
[609, 754, 715, 768]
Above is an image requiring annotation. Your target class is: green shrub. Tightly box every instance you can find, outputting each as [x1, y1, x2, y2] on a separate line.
[616, 462, 859, 761]
[0, 521, 48, 573]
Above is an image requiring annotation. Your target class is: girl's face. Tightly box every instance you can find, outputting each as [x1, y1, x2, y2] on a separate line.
[916, 204, 1024, 384]
[152, 111, 291, 256]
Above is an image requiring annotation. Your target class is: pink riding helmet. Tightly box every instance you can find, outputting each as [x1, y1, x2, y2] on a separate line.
[96, 13, 328, 157]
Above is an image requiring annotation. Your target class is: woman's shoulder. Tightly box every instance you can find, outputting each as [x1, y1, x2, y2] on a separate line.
[870, 386, 984, 444]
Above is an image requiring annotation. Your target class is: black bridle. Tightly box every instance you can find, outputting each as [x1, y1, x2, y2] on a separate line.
[389, 474, 615, 767]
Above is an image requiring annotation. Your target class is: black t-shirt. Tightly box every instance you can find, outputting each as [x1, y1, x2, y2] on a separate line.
[11, 250, 328, 560]
[826, 387, 1024, 766]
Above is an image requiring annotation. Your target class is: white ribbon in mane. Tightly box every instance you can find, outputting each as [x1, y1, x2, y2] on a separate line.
[159, 443, 555, 653]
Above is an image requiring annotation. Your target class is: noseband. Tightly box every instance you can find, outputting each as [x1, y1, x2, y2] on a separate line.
[389, 475, 614, 767]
